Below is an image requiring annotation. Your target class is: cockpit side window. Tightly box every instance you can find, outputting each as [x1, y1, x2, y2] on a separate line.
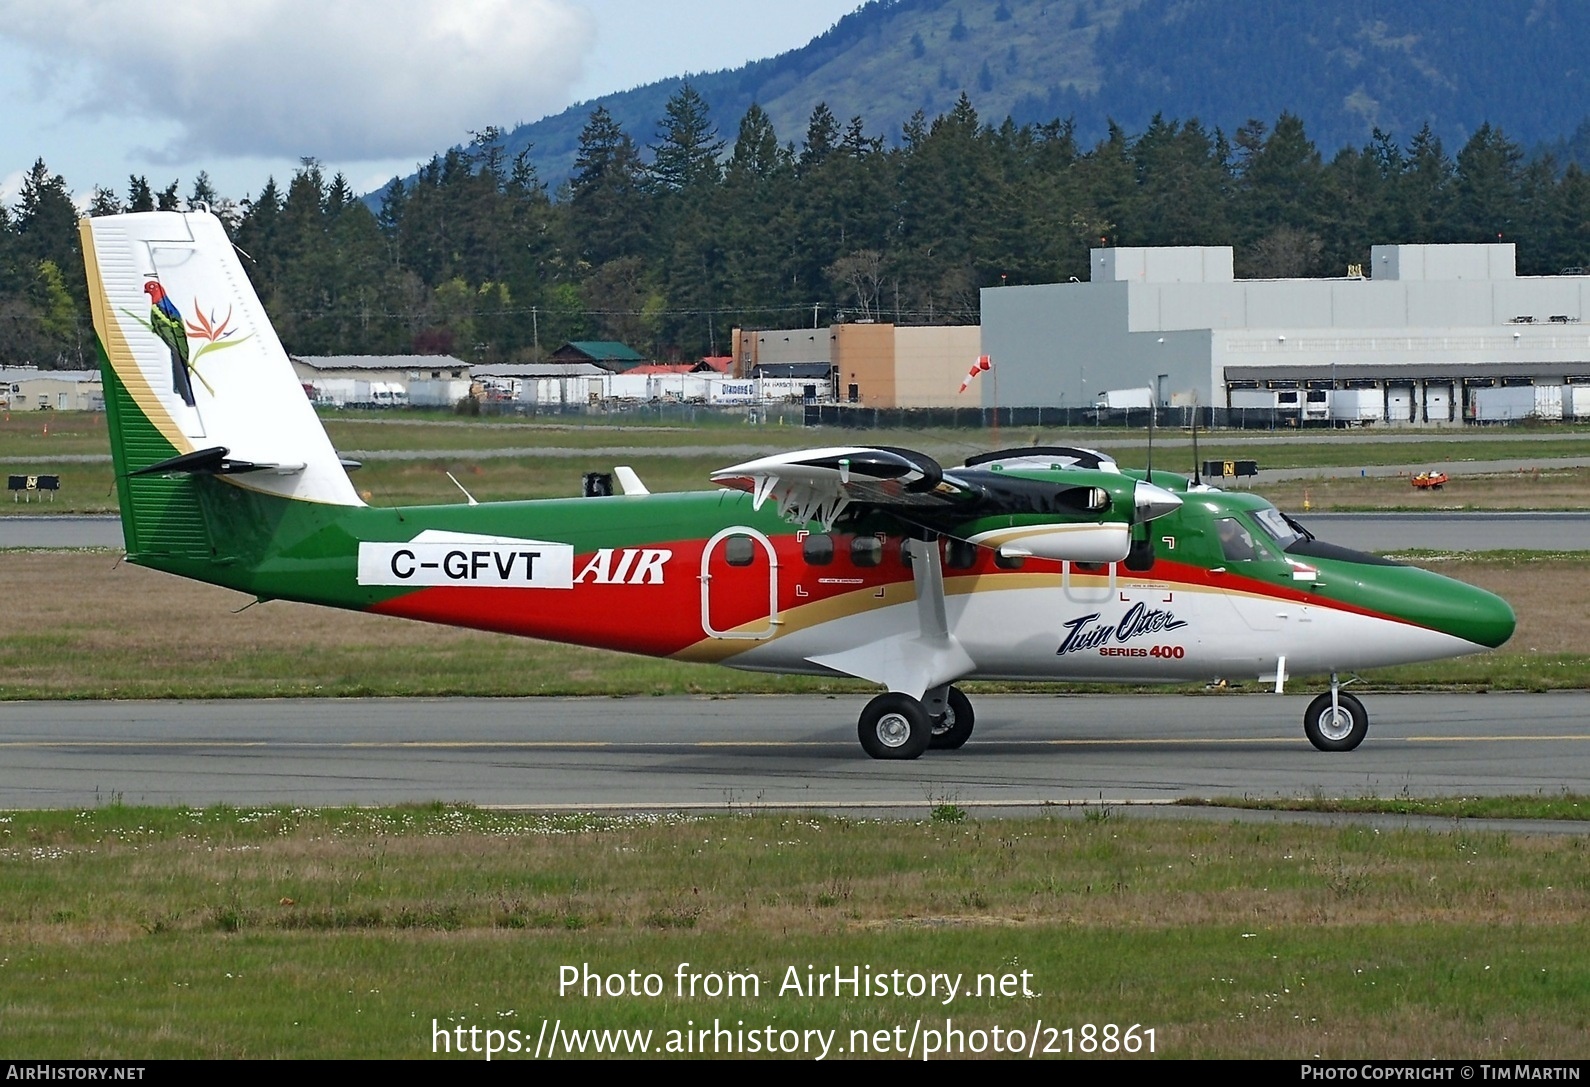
[1215, 517, 1264, 562]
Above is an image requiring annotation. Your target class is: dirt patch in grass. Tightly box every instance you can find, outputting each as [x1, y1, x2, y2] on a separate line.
[1262, 467, 1590, 511]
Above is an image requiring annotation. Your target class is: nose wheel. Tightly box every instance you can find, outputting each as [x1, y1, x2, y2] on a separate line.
[1303, 688, 1368, 752]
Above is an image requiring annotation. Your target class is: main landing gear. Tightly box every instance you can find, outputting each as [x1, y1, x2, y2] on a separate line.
[857, 686, 975, 760]
[1303, 673, 1369, 752]
[930, 687, 975, 750]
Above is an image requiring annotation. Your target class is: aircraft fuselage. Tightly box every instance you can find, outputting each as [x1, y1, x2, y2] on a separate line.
[138, 475, 1512, 692]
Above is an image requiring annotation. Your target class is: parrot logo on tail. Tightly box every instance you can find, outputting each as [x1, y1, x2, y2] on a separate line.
[144, 280, 196, 407]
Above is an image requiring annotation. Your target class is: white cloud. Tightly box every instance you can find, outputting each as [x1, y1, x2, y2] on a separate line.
[0, 0, 594, 163]
[0, 169, 25, 204]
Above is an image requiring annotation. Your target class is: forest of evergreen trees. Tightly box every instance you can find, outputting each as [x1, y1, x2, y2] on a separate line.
[6, 88, 1590, 369]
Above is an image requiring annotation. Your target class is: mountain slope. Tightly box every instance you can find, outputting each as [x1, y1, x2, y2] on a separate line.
[467, 0, 1589, 189]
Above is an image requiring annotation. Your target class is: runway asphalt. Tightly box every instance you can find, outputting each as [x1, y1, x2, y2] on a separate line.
[1, 692, 1585, 814]
[1297, 510, 1590, 551]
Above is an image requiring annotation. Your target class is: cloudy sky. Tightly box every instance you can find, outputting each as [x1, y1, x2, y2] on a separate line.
[0, 0, 858, 205]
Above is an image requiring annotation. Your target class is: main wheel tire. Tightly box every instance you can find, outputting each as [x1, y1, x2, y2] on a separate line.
[1303, 691, 1368, 752]
[858, 693, 932, 760]
[929, 687, 975, 750]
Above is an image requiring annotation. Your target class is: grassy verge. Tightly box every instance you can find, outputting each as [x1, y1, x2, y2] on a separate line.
[1182, 794, 1590, 820]
[0, 805, 1586, 1058]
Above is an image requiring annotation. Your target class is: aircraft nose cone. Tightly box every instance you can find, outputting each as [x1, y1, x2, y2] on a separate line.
[1454, 582, 1516, 649]
[1415, 575, 1515, 650]
[1339, 564, 1515, 654]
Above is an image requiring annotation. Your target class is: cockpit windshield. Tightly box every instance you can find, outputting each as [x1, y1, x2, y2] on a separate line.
[1254, 507, 1407, 568]
[1250, 507, 1305, 549]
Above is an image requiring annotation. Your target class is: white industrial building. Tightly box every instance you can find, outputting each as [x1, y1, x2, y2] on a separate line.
[291, 355, 470, 407]
[475, 361, 820, 408]
[980, 243, 1590, 424]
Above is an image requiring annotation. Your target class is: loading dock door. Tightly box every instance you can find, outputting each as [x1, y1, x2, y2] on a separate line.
[1424, 384, 1453, 423]
[1386, 385, 1415, 423]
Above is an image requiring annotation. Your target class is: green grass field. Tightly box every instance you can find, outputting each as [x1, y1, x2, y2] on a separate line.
[1, 805, 1586, 1059]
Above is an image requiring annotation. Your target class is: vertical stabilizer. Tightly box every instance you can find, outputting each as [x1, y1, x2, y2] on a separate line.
[81, 210, 362, 509]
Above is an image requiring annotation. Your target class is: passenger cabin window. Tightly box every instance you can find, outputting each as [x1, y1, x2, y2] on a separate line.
[802, 533, 834, 566]
[993, 550, 1026, 570]
[945, 539, 977, 570]
[850, 536, 883, 567]
[724, 535, 756, 567]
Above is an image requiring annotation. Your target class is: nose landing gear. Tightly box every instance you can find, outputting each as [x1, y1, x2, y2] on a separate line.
[1304, 673, 1368, 751]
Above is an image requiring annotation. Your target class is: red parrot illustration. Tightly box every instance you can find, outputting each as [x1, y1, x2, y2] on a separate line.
[144, 280, 195, 406]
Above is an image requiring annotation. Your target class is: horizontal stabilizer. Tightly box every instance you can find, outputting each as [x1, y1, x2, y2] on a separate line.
[129, 445, 305, 477]
[614, 466, 650, 495]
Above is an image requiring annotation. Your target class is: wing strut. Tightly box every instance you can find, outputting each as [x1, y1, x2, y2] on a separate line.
[805, 537, 974, 700]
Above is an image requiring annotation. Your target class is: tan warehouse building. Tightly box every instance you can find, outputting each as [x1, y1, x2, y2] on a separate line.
[732, 323, 981, 407]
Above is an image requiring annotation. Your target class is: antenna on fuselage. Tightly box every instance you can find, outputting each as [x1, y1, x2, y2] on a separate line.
[446, 471, 479, 506]
[1191, 392, 1202, 486]
[1144, 385, 1156, 483]
[1127, 385, 1159, 573]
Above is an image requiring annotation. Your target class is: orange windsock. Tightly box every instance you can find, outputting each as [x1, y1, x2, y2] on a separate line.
[958, 354, 992, 393]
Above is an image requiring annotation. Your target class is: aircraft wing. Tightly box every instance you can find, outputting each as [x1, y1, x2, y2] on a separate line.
[710, 446, 967, 529]
[711, 446, 1181, 563]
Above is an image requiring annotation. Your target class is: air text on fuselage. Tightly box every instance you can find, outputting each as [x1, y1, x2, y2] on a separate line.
[574, 548, 672, 585]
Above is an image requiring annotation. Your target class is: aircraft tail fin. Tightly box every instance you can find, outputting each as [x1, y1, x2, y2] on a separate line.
[81, 210, 362, 560]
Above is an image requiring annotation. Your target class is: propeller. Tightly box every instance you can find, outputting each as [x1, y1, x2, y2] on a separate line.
[1133, 478, 1182, 522]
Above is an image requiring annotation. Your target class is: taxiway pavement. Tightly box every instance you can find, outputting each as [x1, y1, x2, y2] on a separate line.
[1, 693, 1584, 812]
